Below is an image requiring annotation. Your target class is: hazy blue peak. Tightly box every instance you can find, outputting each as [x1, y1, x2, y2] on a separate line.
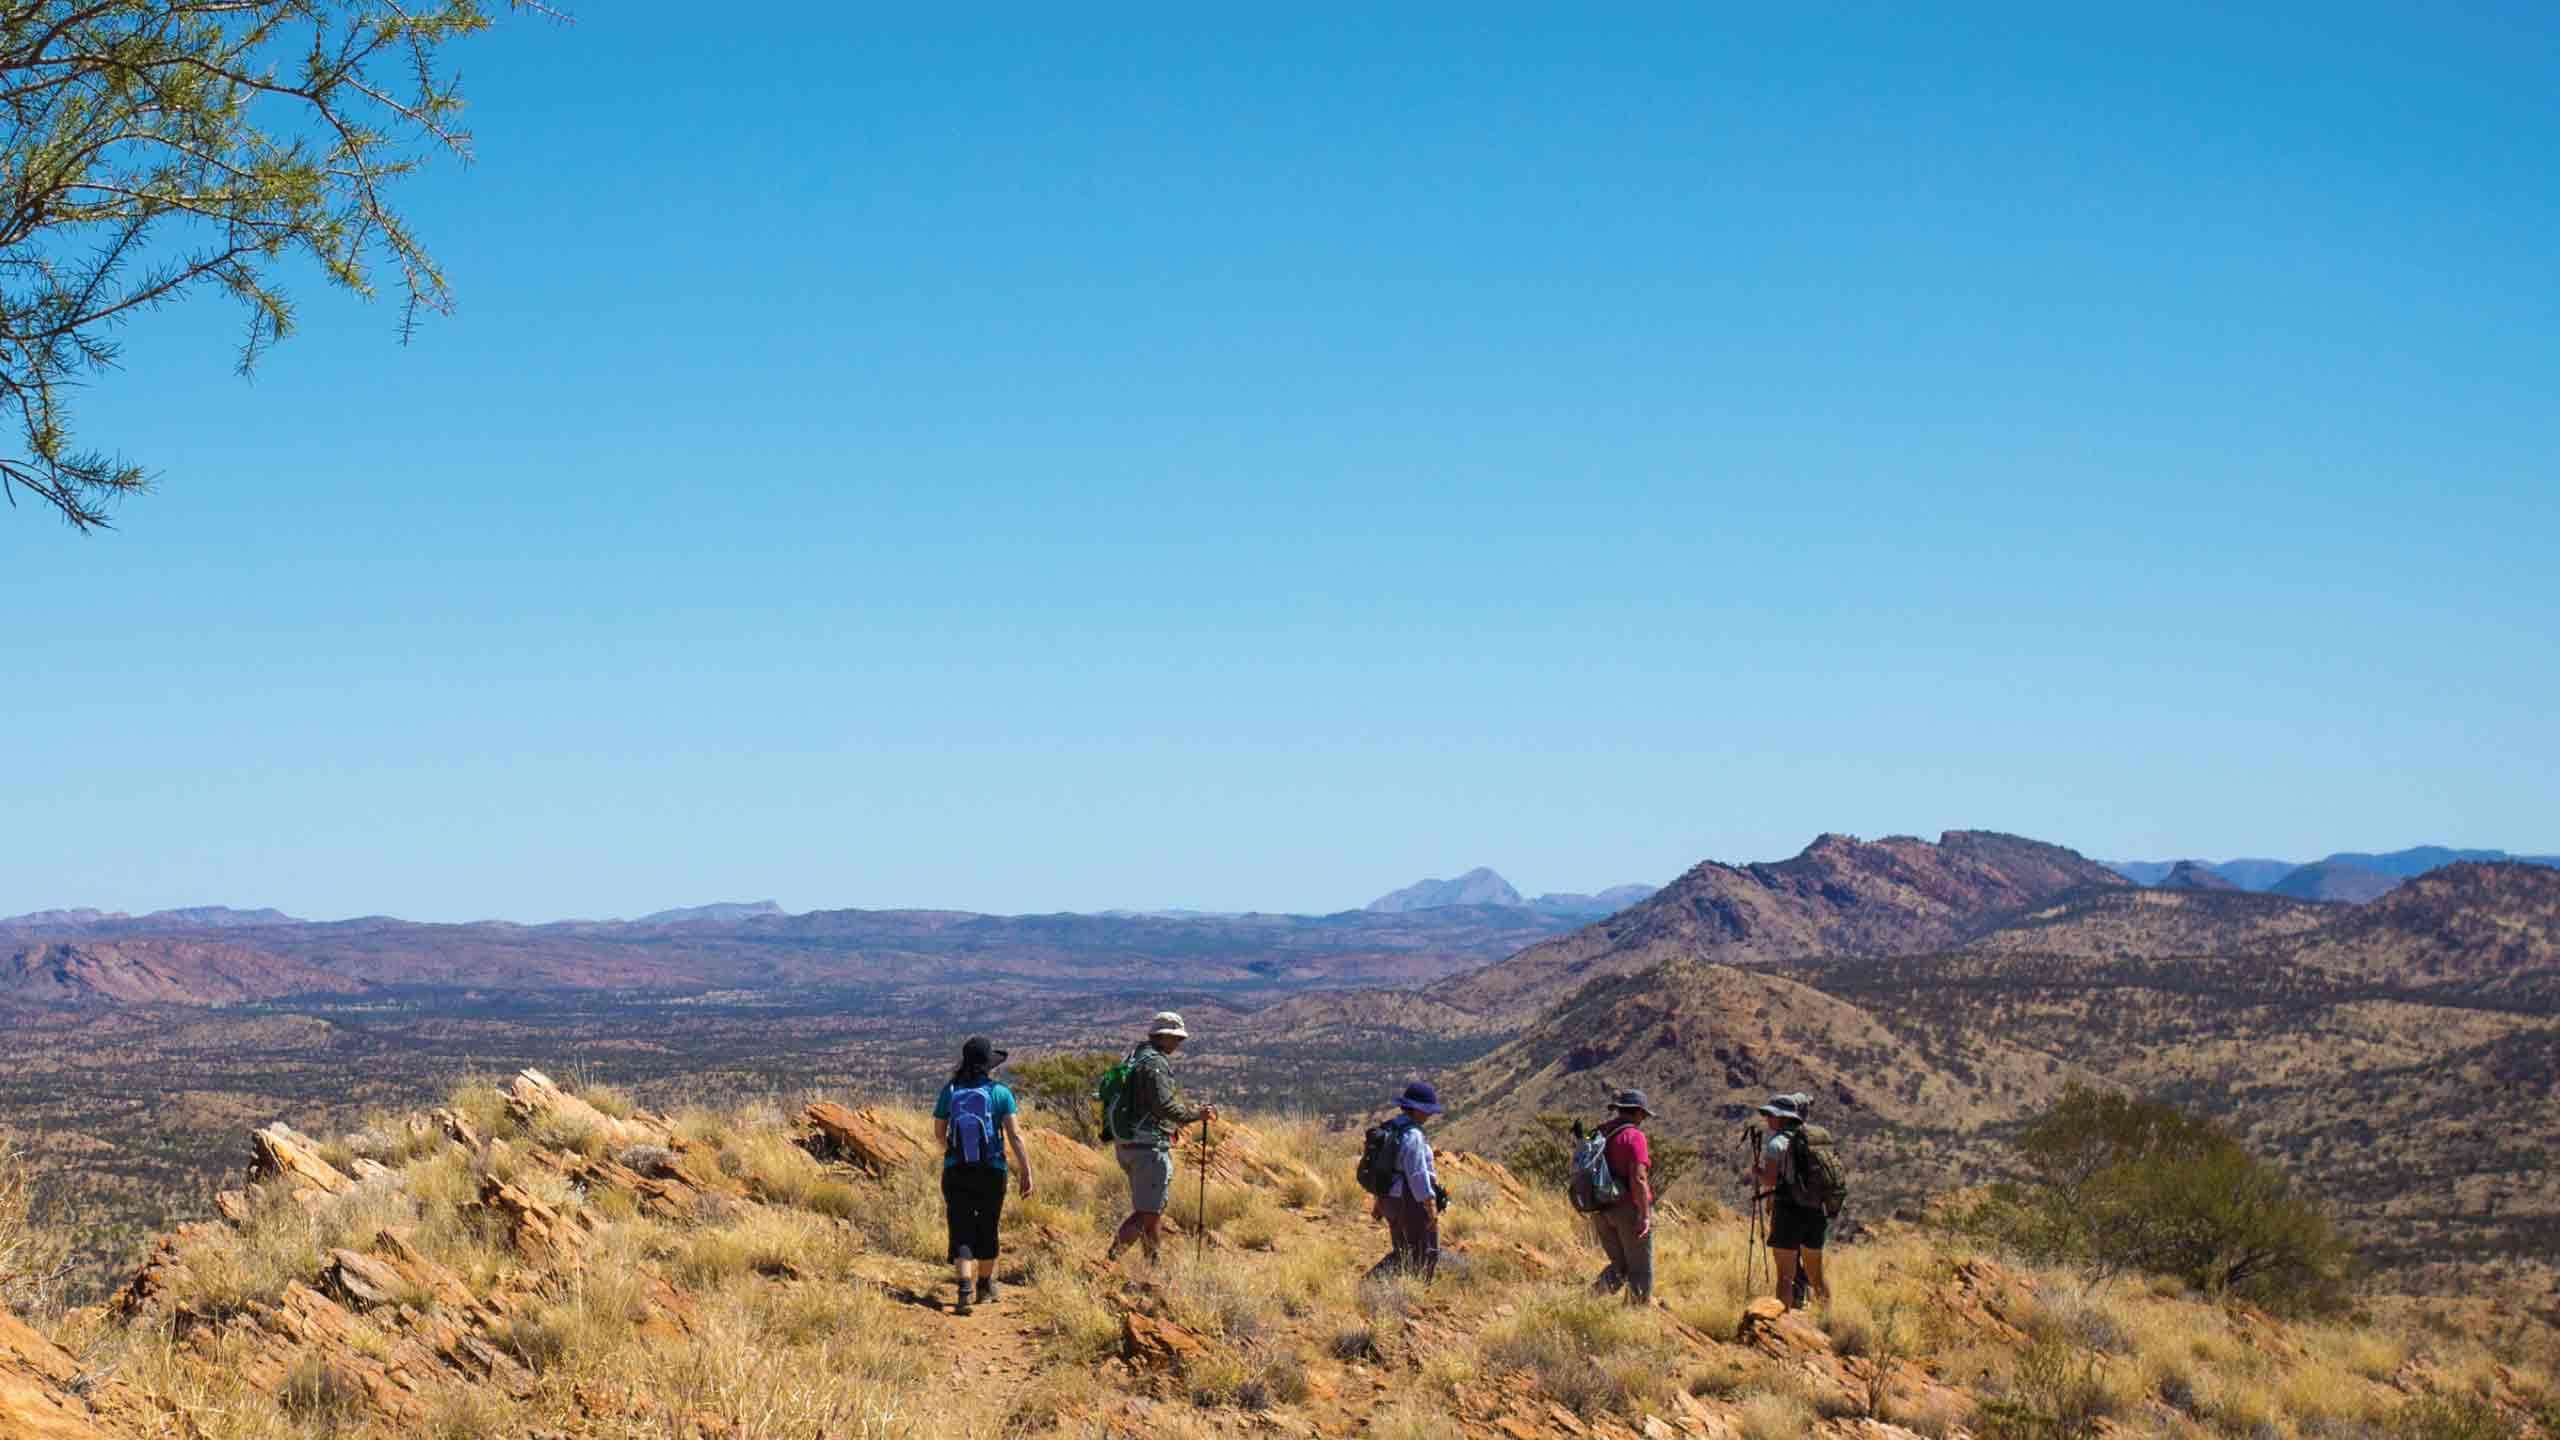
[1365, 868, 1525, 913]
[2316, 847, 2516, 879]
[635, 901, 788, 925]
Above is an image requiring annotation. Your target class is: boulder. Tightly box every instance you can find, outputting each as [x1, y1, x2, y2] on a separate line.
[0, 1306, 124, 1439]
[1736, 1297, 1831, 1359]
[467, 1177, 587, 1268]
[504, 1069, 670, 1148]
[799, 1103, 918, 1175]
[249, 1123, 352, 1197]
[1119, 1311, 1205, 1374]
[323, 1250, 408, 1311]
[432, 1109, 481, 1151]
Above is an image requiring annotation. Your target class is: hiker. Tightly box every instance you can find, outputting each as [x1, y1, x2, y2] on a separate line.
[1588, 1089, 1657, 1304]
[1103, 1011, 1218, 1266]
[1754, 1092, 1831, 1310]
[933, 1035, 1034, 1315]
[1364, 1080, 1448, 1282]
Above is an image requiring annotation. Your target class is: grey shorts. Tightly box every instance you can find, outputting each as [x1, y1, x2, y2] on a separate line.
[1117, 1143, 1173, 1214]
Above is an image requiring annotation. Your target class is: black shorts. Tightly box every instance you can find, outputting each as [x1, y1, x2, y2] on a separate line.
[942, 1164, 1006, 1262]
[1769, 1198, 1829, 1252]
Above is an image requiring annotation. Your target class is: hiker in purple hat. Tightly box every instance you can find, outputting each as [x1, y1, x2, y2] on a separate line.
[1365, 1079, 1447, 1282]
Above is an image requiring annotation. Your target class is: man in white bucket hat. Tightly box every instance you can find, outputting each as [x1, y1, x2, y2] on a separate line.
[1103, 1010, 1218, 1266]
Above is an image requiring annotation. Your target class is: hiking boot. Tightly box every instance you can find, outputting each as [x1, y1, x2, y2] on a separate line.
[953, 1282, 972, 1317]
[976, 1277, 999, 1304]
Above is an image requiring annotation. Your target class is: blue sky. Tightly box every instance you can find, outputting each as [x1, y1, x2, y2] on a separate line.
[4, 3, 2555, 921]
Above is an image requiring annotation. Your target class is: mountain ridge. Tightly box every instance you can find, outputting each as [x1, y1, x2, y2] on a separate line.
[1430, 829, 2130, 1022]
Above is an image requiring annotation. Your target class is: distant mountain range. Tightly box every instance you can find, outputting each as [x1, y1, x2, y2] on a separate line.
[1363, 868, 1655, 917]
[0, 906, 303, 933]
[2104, 846, 2560, 904]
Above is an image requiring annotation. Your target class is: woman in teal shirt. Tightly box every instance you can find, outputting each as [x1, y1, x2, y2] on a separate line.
[933, 1035, 1034, 1315]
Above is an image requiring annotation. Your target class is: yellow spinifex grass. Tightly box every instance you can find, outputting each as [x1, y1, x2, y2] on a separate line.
[21, 1076, 2557, 1440]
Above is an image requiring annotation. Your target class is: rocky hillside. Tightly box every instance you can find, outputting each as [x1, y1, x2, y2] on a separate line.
[1440, 959, 2112, 1218]
[0, 940, 362, 1008]
[2266, 862, 2560, 999]
[1442, 870, 2560, 1304]
[1433, 832, 2129, 1022]
[7, 1070, 2555, 1440]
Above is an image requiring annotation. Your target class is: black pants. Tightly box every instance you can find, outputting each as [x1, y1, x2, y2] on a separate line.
[1769, 1197, 1829, 1252]
[942, 1165, 1006, 1262]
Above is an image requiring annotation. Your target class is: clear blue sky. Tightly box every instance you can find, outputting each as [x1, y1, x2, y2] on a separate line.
[4, 3, 2554, 921]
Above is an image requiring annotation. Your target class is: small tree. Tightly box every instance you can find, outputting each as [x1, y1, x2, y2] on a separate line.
[1506, 1113, 1699, 1196]
[1, 0, 557, 530]
[1010, 1051, 1117, 1144]
[1974, 1087, 2353, 1314]
[0, 1132, 70, 1318]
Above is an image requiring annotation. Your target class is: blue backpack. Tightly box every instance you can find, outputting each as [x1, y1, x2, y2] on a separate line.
[947, 1083, 1002, 1166]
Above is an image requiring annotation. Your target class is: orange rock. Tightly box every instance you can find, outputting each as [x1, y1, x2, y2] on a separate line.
[250, 1123, 353, 1196]
[1736, 1297, 1831, 1359]
[1119, 1311, 1206, 1374]
[0, 1306, 121, 1439]
[800, 1102, 919, 1175]
[324, 1250, 408, 1310]
[503, 1068, 671, 1148]
[467, 1176, 587, 1268]
[432, 1108, 481, 1150]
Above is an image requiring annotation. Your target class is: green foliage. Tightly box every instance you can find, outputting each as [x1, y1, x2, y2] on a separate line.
[1505, 1113, 1699, 1196]
[0, 1131, 70, 1318]
[1011, 1051, 1118, 1144]
[1969, 1086, 2354, 1315]
[0, 0, 552, 529]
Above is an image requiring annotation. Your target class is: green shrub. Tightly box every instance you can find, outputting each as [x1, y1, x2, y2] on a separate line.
[1506, 1113, 1700, 1194]
[1010, 1051, 1118, 1143]
[1970, 1087, 2353, 1315]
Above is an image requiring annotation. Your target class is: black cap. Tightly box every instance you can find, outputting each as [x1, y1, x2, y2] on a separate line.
[961, 1035, 1009, 1070]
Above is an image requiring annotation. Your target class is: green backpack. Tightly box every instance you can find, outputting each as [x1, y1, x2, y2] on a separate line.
[1786, 1125, 1850, 1217]
[1093, 1048, 1142, 1144]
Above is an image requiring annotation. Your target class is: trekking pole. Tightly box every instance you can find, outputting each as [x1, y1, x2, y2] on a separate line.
[1738, 1123, 1760, 1300]
[1194, 1110, 1211, 1267]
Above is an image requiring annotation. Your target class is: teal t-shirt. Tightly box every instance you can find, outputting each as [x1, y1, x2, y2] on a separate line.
[933, 1081, 1018, 1170]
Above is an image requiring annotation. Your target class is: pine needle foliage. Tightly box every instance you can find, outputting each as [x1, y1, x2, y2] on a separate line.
[0, 0, 559, 529]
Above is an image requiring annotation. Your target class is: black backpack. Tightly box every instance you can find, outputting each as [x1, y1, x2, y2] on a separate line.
[1786, 1124, 1849, 1217]
[1356, 1116, 1412, 1196]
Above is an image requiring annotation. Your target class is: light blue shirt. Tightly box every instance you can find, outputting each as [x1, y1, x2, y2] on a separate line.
[1389, 1119, 1436, 1201]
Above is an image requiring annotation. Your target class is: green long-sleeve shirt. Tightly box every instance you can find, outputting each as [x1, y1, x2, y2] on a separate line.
[1119, 1043, 1203, 1150]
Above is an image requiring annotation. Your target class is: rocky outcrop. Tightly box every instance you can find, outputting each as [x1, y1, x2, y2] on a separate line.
[1120, 1311, 1206, 1374]
[250, 1123, 354, 1199]
[0, 1304, 129, 1439]
[799, 1102, 918, 1175]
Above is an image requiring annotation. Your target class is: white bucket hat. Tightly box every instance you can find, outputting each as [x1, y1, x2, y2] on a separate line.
[1148, 1010, 1190, 1039]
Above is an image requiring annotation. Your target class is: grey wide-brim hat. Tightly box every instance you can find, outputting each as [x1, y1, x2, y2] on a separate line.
[1756, 1094, 1804, 1122]
[1609, 1088, 1654, 1116]
[1148, 1010, 1190, 1039]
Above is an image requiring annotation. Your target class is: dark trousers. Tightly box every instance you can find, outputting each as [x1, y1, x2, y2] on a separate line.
[1591, 1204, 1652, 1301]
[1367, 1194, 1439, 1281]
[942, 1165, 1005, 1263]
